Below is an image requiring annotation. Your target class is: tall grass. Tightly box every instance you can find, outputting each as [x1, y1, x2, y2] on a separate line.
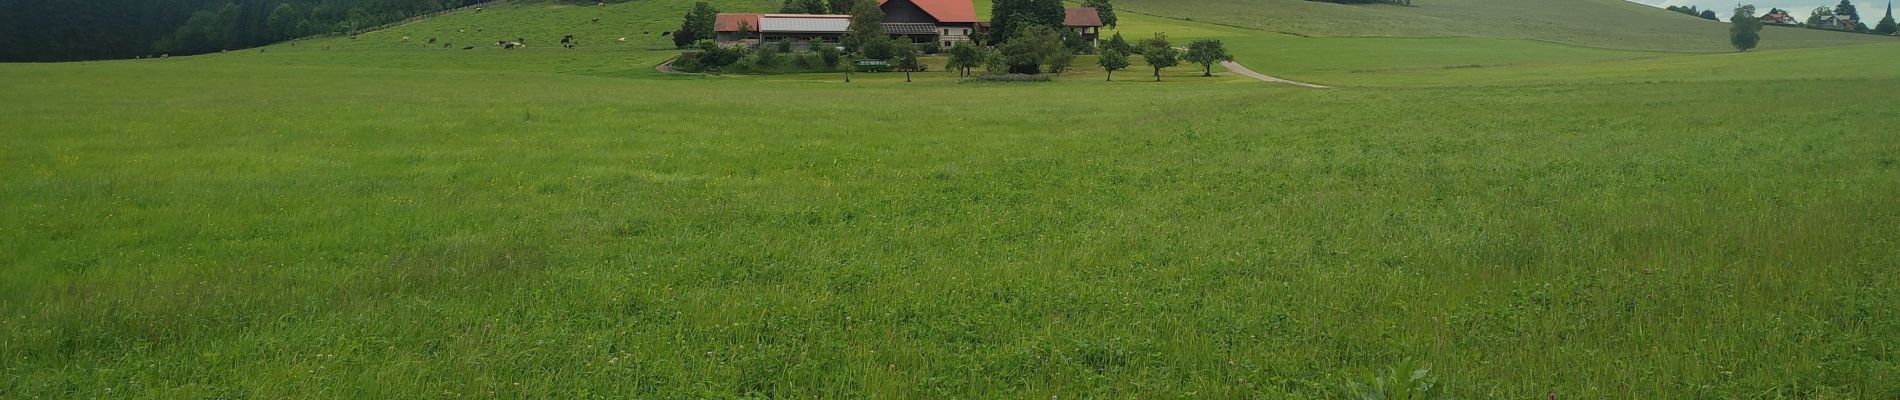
[1, 57, 1896, 397]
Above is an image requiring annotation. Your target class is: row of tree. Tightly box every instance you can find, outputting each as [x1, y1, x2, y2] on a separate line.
[0, 0, 509, 62]
[1665, 5, 1722, 21]
[938, 31, 1233, 81]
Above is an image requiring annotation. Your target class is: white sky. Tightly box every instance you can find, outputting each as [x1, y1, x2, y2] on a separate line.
[1629, 0, 1892, 21]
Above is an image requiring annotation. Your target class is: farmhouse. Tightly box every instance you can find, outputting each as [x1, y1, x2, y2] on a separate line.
[1758, 8, 1799, 25]
[1064, 7, 1105, 46]
[714, 0, 1112, 49]
[878, 0, 980, 47]
[1811, 14, 1858, 31]
[715, 13, 852, 46]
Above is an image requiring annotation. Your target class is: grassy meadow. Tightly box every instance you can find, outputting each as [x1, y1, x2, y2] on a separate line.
[4, 0, 1900, 398]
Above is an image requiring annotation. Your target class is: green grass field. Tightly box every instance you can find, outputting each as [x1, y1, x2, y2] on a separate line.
[4, 0, 1899, 398]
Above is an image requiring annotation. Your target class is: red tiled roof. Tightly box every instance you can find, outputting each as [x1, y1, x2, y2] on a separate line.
[877, 0, 978, 23]
[714, 13, 763, 32]
[1064, 8, 1103, 27]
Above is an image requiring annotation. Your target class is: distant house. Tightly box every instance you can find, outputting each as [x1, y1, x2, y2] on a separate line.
[878, 0, 980, 48]
[1759, 8, 1799, 25]
[718, 0, 1115, 50]
[1812, 14, 1858, 30]
[715, 13, 851, 46]
[1064, 7, 1104, 46]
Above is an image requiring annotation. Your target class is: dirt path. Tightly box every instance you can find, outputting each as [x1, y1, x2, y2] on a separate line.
[1221, 60, 1330, 89]
[655, 57, 679, 74]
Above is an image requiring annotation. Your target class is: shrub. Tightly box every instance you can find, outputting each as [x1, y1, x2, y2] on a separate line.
[816, 44, 842, 67]
[961, 73, 1053, 83]
[920, 40, 943, 55]
[692, 40, 745, 71]
[793, 53, 818, 70]
[981, 50, 1009, 75]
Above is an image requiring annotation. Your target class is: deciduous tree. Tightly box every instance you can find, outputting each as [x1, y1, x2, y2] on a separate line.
[895, 45, 919, 82]
[1183, 39, 1233, 77]
[990, 0, 1065, 43]
[1140, 33, 1179, 81]
[1098, 48, 1129, 81]
[1104, 31, 1133, 55]
[1836, 0, 1861, 21]
[844, 0, 885, 52]
[997, 24, 1064, 74]
[946, 41, 981, 76]
[675, 1, 718, 48]
[1732, 5, 1763, 52]
[781, 0, 827, 14]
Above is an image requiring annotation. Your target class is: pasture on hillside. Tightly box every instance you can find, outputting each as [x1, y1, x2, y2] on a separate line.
[3, 0, 1899, 398]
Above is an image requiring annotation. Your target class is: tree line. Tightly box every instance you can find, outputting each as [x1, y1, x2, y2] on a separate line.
[0, 0, 518, 62]
[1665, 5, 1722, 21]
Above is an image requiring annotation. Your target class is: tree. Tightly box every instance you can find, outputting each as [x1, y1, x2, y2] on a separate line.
[861, 34, 900, 60]
[828, 0, 859, 15]
[990, 0, 1066, 43]
[782, 0, 827, 14]
[817, 43, 843, 68]
[982, 49, 1009, 75]
[1140, 33, 1179, 81]
[1098, 48, 1130, 81]
[844, 0, 885, 52]
[1810, 6, 1836, 25]
[1837, 0, 1861, 22]
[895, 45, 919, 82]
[1183, 39, 1233, 77]
[1081, 0, 1117, 29]
[675, 1, 718, 48]
[997, 24, 1064, 74]
[1103, 31, 1133, 55]
[1732, 5, 1763, 52]
[946, 41, 982, 76]
[1046, 46, 1075, 75]
[1876, 2, 1898, 34]
[1699, 10, 1719, 20]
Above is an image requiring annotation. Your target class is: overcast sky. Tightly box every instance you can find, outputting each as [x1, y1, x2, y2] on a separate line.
[1630, 0, 1892, 21]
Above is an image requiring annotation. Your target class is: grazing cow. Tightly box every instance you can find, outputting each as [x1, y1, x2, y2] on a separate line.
[561, 35, 575, 48]
[617, 37, 627, 42]
[427, 37, 437, 44]
[591, 18, 600, 24]
[401, 36, 410, 42]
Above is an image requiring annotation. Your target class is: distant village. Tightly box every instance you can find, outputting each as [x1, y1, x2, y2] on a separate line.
[1673, 0, 1900, 35]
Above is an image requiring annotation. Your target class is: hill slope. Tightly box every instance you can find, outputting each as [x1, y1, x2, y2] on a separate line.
[1113, 0, 1897, 52]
